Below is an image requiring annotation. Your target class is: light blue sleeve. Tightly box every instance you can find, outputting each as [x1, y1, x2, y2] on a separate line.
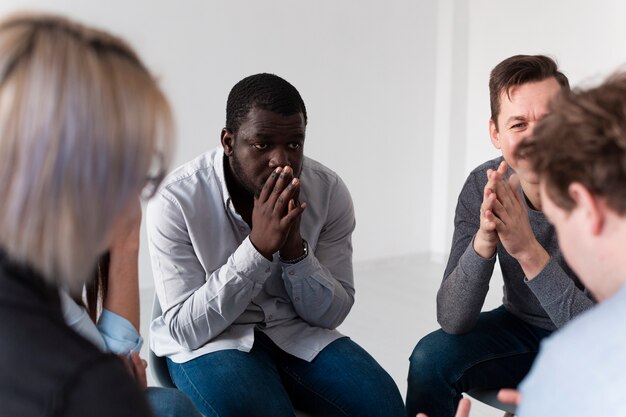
[60, 289, 143, 355]
[97, 309, 144, 355]
[60, 289, 107, 351]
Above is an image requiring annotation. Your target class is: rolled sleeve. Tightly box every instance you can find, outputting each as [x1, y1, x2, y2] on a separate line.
[97, 309, 143, 354]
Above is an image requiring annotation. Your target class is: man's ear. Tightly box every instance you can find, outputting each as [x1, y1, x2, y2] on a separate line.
[221, 128, 234, 156]
[568, 182, 604, 235]
[489, 118, 501, 149]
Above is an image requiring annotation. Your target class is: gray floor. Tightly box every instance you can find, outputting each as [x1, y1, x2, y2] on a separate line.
[139, 253, 506, 417]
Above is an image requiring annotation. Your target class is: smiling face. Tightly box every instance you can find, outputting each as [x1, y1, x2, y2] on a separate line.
[490, 77, 562, 183]
[221, 106, 306, 197]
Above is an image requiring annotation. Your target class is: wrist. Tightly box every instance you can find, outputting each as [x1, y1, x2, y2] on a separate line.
[516, 241, 550, 280]
[249, 235, 274, 261]
[473, 233, 496, 259]
[280, 239, 308, 264]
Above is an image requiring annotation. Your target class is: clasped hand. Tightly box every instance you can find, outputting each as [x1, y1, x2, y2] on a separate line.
[475, 161, 536, 260]
[249, 166, 307, 260]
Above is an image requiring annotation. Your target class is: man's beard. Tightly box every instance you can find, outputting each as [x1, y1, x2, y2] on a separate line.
[229, 152, 264, 197]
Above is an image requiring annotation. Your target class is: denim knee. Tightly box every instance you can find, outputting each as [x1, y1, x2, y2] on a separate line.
[145, 387, 203, 417]
[408, 330, 459, 386]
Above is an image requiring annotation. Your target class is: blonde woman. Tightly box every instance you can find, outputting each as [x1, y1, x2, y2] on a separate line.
[0, 13, 173, 416]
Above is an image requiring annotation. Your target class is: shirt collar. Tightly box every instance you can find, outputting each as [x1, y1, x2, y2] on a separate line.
[213, 147, 235, 212]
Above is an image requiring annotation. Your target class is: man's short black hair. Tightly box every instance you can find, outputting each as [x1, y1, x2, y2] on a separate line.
[226, 73, 308, 133]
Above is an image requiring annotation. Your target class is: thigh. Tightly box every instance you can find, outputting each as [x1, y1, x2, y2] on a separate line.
[410, 306, 552, 390]
[167, 348, 294, 417]
[274, 336, 405, 417]
[144, 387, 203, 417]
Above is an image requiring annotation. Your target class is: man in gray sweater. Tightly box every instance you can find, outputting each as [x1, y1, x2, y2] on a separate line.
[406, 55, 595, 417]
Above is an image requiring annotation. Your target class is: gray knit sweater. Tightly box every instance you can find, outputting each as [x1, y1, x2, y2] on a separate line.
[437, 157, 595, 334]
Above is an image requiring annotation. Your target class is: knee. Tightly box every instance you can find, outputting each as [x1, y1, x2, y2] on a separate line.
[145, 387, 202, 417]
[408, 330, 459, 385]
[347, 380, 405, 417]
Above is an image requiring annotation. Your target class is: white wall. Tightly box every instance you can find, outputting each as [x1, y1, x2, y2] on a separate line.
[0, 0, 438, 288]
[430, 0, 626, 257]
[2, 0, 626, 286]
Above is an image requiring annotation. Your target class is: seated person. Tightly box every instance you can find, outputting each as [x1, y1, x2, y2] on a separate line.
[60, 201, 202, 417]
[406, 55, 595, 417]
[421, 69, 626, 417]
[513, 70, 626, 417]
[0, 12, 173, 416]
[147, 73, 405, 417]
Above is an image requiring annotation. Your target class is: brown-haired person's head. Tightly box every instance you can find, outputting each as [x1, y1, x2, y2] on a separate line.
[516, 71, 626, 299]
[517, 72, 626, 214]
[0, 13, 174, 291]
[489, 55, 570, 126]
[488, 55, 570, 181]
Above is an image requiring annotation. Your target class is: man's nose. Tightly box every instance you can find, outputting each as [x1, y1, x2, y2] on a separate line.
[269, 148, 290, 168]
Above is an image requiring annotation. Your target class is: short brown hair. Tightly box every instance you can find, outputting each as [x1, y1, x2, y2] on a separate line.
[516, 72, 626, 214]
[489, 55, 569, 128]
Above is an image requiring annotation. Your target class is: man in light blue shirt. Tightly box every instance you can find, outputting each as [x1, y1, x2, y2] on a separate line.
[513, 71, 626, 417]
[147, 73, 404, 417]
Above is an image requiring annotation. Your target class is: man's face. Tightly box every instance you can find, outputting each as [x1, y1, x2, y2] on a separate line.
[490, 77, 562, 183]
[223, 107, 305, 196]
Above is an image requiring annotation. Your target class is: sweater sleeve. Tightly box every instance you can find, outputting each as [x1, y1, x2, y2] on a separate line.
[437, 171, 496, 334]
[525, 259, 594, 328]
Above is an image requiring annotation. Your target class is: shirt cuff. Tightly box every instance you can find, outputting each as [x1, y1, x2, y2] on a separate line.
[524, 258, 571, 304]
[233, 236, 275, 284]
[459, 238, 497, 279]
[280, 251, 317, 280]
[97, 309, 143, 355]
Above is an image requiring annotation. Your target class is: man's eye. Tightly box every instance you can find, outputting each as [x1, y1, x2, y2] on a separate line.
[288, 143, 301, 150]
[511, 123, 526, 129]
[253, 143, 268, 150]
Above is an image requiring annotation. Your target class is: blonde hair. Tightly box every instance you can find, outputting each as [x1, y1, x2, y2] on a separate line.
[0, 13, 174, 289]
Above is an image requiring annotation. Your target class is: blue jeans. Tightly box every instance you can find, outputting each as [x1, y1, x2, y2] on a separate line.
[168, 330, 404, 417]
[145, 386, 204, 417]
[406, 306, 552, 417]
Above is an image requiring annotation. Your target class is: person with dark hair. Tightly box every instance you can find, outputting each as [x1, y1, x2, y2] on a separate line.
[60, 201, 202, 417]
[420, 70, 626, 417]
[406, 55, 595, 417]
[146, 73, 404, 417]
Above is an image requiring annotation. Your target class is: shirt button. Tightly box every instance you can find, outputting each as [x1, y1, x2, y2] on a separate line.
[288, 271, 295, 276]
[265, 267, 271, 273]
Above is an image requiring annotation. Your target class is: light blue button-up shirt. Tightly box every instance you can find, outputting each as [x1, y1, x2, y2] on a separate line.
[147, 148, 356, 363]
[60, 290, 143, 354]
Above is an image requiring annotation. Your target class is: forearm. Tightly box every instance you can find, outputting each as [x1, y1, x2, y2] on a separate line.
[162, 238, 271, 350]
[526, 259, 595, 327]
[104, 247, 140, 331]
[282, 253, 354, 329]
[437, 240, 496, 334]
